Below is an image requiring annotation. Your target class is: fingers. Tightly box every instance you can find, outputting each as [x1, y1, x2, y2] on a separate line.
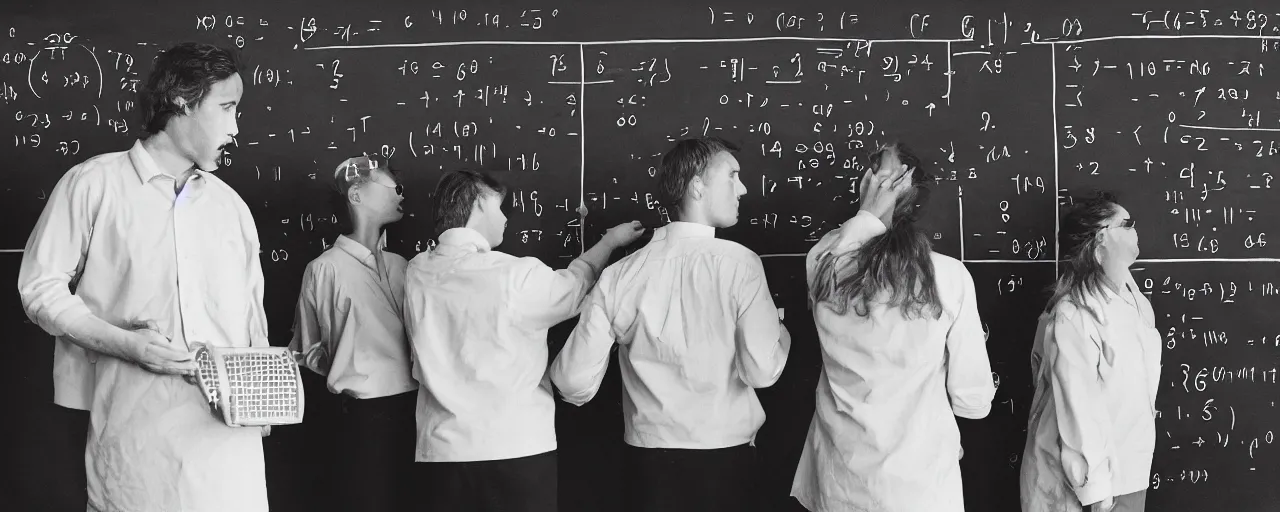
[890, 166, 915, 190]
[143, 361, 197, 377]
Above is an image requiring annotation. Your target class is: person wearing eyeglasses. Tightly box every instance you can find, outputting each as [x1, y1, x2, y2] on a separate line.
[790, 142, 995, 512]
[1020, 193, 1158, 512]
[288, 154, 415, 512]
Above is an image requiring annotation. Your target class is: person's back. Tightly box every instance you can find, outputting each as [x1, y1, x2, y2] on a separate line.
[807, 252, 985, 499]
[591, 226, 779, 448]
[791, 143, 995, 512]
[404, 169, 642, 512]
[407, 241, 569, 460]
[553, 137, 790, 512]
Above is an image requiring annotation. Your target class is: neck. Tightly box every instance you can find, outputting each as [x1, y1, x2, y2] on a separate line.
[1102, 259, 1131, 293]
[141, 132, 197, 184]
[348, 216, 385, 254]
[675, 205, 713, 227]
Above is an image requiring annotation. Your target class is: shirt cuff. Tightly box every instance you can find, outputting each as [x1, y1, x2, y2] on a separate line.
[1074, 469, 1113, 506]
[569, 256, 601, 281]
[48, 303, 94, 339]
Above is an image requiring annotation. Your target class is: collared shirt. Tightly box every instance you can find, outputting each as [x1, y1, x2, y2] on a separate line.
[550, 221, 789, 450]
[791, 211, 995, 512]
[403, 227, 601, 462]
[18, 139, 270, 407]
[290, 234, 414, 399]
[18, 140, 269, 511]
[1020, 276, 1161, 511]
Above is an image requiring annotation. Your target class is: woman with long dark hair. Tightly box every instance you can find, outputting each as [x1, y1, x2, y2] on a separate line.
[1021, 194, 1159, 512]
[791, 143, 996, 511]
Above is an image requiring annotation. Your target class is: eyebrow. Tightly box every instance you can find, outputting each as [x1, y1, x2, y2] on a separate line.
[219, 100, 238, 107]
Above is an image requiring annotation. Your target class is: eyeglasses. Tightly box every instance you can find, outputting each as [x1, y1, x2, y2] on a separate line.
[1107, 218, 1136, 230]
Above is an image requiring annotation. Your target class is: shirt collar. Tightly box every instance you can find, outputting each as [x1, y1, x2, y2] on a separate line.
[333, 235, 379, 270]
[128, 139, 204, 187]
[438, 227, 492, 253]
[652, 221, 716, 242]
[1075, 274, 1140, 324]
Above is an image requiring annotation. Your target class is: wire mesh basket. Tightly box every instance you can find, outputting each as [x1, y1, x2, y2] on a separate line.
[192, 343, 306, 427]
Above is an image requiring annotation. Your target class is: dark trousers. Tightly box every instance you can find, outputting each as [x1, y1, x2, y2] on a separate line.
[52, 404, 90, 512]
[625, 443, 758, 512]
[333, 391, 417, 512]
[421, 450, 559, 512]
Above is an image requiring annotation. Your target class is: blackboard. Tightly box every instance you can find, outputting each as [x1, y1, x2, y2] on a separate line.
[4, 1, 1280, 511]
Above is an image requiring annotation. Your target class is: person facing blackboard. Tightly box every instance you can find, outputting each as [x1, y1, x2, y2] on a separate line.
[16, 42, 271, 511]
[402, 169, 644, 512]
[288, 154, 415, 511]
[790, 142, 996, 512]
[550, 137, 792, 512]
[1020, 194, 1159, 512]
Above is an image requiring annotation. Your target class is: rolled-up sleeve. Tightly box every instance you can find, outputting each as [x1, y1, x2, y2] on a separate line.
[1049, 308, 1114, 505]
[805, 210, 887, 284]
[512, 257, 601, 331]
[17, 169, 99, 336]
[732, 258, 789, 388]
[943, 264, 996, 419]
[551, 286, 614, 405]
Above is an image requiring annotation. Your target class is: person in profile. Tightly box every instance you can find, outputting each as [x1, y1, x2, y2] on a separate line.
[403, 169, 644, 512]
[551, 137, 792, 512]
[289, 154, 415, 511]
[17, 42, 272, 511]
[790, 142, 996, 512]
[1021, 193, 1158, 512]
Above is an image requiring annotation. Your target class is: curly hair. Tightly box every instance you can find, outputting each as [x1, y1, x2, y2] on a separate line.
[139, 42, 241, 135]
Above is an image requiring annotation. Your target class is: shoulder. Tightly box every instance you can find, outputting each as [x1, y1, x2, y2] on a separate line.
[405, 250, 433, 271]
[699, 238, 765, 273]
[199, 172, 250, 207]
[1047, 298, 1100, 331]
[930, 252, 974, 291]
[58, 150, 132, 190]
[508, 254, 556, 278]
[307, 246, 345, 267]
[303, 253, 339, 278]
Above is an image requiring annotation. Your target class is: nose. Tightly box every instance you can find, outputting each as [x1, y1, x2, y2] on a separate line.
[229, 113, 239, 139]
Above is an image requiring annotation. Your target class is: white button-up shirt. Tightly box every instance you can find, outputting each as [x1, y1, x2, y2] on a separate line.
[290, 234, 414, 398]
[550, 221, 790, 449]
[1020, 276, 1161, 511]
[791, 211, 996, 512]
[18, 140, 269, 512]
[18, 139, 270, 408]
[403, 227, 601, 462]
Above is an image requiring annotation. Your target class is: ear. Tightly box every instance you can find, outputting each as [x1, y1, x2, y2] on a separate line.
[172, 97, 189, 113]
[347, 188, 361, 205]
[690, 176, 704, 201]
